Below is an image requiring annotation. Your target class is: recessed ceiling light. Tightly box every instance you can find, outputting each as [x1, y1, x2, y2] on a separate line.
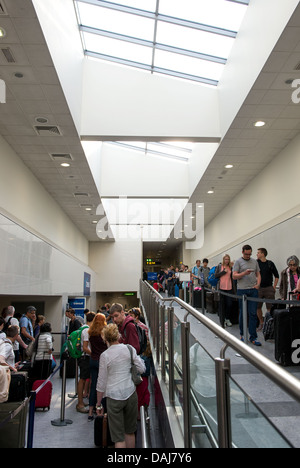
[254, 121, 266, 127]
[225, 164, 233, 169]
[60, 162, 70, 167]
[85, 207, 92, 211]
[0, 28, 6, 38]
[207, 190, 214, 194]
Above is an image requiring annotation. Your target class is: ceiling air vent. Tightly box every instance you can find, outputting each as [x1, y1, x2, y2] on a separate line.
[50, 153, 73, 161]
[34, 125, 62, 136]
[74, 192, 90, 197]
[1, 47, 16, 63]
[294, 61, 300, 71]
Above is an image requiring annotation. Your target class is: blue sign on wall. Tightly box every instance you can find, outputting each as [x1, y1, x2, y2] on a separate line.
[147, 272, 158, 281]
[84, 272, 91, 296]
[69, 298, 86, 319]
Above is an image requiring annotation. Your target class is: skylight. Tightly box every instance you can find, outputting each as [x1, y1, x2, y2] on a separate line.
[75, 0, 249, 86]
[106, 141, 193, 162]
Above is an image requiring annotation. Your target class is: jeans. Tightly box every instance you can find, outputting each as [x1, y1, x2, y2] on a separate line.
[237, 288, 258, 342]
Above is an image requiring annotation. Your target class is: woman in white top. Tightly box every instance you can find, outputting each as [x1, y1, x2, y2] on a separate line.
[31, 322, 53, 379]
[96, 323, 145, 448]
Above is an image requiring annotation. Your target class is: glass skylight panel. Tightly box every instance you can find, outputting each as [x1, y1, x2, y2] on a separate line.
[84, 33, 153, 65]
[78, 3, 155, 42]
[75, 0, 249, 85]
[156, 22, 235, 59]
[159, 0, 248, 32]
[155, 49, 224, 82]
[106, 0, 157, 12]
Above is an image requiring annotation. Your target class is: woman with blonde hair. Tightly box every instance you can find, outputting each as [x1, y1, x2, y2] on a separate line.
[96, 323, 145, 448]
[87, 313, 107, 421]
[215, 254, 236, 328]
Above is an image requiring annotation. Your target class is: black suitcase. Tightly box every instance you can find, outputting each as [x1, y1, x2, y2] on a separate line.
[193, 290, 206, 309]
[274, 307, 300, 366]
[206, 291, 218, 314]
[94, 414, 113, 448]
[8, 371, 29, 402]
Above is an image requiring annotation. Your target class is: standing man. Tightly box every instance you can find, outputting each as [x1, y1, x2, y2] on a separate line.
[233, 245, 262, 346]
[192, 260, 203, 286]
[66, 308, 82, 335]
[20, 306, 36, 358]
[256, 248, 279, 330]
[167, 266, 175, 297]
[4, 306, 27, 362]
[110, 303, 140, 354]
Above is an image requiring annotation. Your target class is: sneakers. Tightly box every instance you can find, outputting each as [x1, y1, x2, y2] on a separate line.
[240, 336, 262, 346]
[250, 339, 262, 347]
[225, 319, 232, 327]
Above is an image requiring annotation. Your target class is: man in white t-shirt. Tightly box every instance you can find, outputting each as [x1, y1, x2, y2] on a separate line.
[4, 306, 28, 362]
[0, 326, 21, 372]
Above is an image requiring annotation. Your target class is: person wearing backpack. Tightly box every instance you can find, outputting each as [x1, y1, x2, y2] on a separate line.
[110, 303, 140, 354]
[4, 306, 28, 362]
[87, 313, 107, 421]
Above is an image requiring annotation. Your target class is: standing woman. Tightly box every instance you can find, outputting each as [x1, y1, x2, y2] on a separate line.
[215, 254, 236, 328]
[279, 255, 300, 300]
[96, 323, 145, 449]
[87, 313, 107, 421]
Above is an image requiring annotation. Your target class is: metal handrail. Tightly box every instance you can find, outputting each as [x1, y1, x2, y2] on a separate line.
[143, 280, 300, 405]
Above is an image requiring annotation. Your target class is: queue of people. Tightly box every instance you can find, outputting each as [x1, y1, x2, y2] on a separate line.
[0, 305, 54, 377]
[66, 303, 149, 448]
[147, 247, 300, 349]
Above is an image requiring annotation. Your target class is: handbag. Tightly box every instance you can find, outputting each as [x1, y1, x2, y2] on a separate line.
[126, 345, 143, 386]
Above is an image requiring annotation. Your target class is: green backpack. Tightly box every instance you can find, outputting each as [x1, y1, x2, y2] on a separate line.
[62, 325, 89, 359]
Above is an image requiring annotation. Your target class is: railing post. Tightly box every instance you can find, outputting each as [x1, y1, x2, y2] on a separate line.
[242, 294, 249, 344]
[168, 306, 175, 405]
[181, 321, 192, 448]
[215, 357, 232, 448]
[161, 304, 166, 381]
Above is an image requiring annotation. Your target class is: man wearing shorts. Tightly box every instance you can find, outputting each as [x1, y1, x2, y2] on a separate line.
[256, 248, 279, 330]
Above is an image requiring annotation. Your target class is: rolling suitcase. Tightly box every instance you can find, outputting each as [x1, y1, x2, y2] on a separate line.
[32, 380, 52, 411]
[94, 414, 113, 448]
[274, 307, 300, 366]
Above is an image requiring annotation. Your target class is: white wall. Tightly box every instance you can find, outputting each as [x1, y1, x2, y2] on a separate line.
[81, 59, 220, 139]
[99, 142, 190, 198]
[89, 239, 142, 292]
[0, 134, 89, 263]
[197, 133, 300, 264]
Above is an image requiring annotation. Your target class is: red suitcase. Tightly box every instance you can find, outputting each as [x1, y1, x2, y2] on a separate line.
[32, 380, 53, 411]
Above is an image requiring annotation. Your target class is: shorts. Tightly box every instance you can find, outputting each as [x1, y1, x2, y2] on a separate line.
[78, 355, 90, 380]
[258, 286, 275, 309]
[107, 391, 138, 443]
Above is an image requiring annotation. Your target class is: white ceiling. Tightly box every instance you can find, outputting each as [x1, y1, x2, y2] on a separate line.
[0, 0, 300, 255]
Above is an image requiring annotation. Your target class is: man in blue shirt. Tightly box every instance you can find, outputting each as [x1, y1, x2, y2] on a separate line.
[20, 306, 36, 350]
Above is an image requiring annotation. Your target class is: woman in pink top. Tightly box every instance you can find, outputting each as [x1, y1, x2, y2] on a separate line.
[215, 255, 236, 328]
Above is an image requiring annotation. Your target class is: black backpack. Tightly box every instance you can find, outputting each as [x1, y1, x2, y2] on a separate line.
[124, 322, 148, 355]
[2, 317, 13, 333]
